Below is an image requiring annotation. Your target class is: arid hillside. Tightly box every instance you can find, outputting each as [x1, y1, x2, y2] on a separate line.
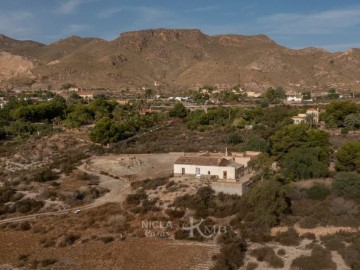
[1, 29, 360, 92]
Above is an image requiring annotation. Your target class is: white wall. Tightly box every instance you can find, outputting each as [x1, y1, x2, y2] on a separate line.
[174, 164, 235, 179]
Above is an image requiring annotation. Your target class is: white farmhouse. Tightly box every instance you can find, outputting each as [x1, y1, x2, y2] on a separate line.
[292, 108, 320, 125]
[174, 156, 244, 181]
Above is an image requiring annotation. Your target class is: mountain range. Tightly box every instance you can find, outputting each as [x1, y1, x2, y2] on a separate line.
[1, 29, 360, 93]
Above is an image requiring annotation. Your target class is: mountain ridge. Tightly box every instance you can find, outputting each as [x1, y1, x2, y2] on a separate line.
[0, 29, 359, 93]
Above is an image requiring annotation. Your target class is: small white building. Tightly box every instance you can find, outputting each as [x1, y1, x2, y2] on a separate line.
[287, 96, 303, 102]
[78, 92, 94, 99]
[174, 156, 244, 181]
[246, 91, 262, 98]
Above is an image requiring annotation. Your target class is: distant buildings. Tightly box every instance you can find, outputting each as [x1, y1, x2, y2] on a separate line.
[287, 96, 303, 102]
[78, 91, 94, 99]
[0, 97, 7, 108]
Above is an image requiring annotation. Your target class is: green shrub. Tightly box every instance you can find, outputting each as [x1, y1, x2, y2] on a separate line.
[273, 228, 300, 246]
[301, 232, 316, 240]
[246, 262, 258, 270]
[277, 248, 286, 256]
[299, 217, 319, 229]
[0, 186, 16, 203]
[305, 184, 331, 200]
[15, 199, 44, 214]
[211, 236, 247, 270]
[291, 245, 336, 270]
[126, 191, 148, 206]
[339, 238, 360, 269]
[131, 178, 168, 191]
[33, 168, 58, 182]
[251, 247, 284, 268]
[332, 172, 360, 199]
[19, 221, 31, 231]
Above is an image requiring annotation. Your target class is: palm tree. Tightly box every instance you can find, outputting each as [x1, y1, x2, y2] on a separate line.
[305, 113, 316, 128]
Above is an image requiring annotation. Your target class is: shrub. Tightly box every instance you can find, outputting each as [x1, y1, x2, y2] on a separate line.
[277, 248, 286, 256]
[100, 236, 114, 244]
[131, 178, 168, 191]
[126, 191, 147, 205]
[246, 262, 258, 270]
[339, 238, 360, 269]
[301, 232, 316, 240]
[19, 221, 31, 231]
[305, 184, 331, 200]
[291, 245, 336, 270]
[251, 247, 284, 268]
[41, 258, 57, 267]
[226, 132, 244, 145]
[15, 199, 44, 214]
[273, 228, 300, 246]
[165, 208, 185, 218]
[40, 237, 56, 248]
[32, 168, 58, 182]
[323, 237, 345, 251]
[59, 234, 80, 247]
[211, 236, 247, 270]
[0, 186, 16, 204]
[332, 172, 360, 199]
[18, 254, 29, 261]
[299, 217, 319, 229]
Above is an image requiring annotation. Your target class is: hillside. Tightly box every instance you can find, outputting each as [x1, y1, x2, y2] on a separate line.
[1, 29, 360, 93]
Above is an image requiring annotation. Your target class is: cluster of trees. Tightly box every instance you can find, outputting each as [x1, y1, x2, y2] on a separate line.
[264, 87, 286, 104]
[0, 94, 167, 142]
[185, 105, 297, 133]
[89, 112, 165, 144]
[322, 100, 360, 129]
[271, 123, 331, 180]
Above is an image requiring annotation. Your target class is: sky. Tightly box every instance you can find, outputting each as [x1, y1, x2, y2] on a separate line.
[1, 0, 360, 51]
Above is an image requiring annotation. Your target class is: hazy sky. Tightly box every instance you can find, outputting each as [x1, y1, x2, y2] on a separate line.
[1, 0, 360, 51]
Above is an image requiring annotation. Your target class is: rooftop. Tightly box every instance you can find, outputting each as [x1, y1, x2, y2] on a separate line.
[175, 156, 230, 167]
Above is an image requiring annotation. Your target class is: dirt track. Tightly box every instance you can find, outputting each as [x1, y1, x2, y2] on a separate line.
[0, 161, 130, 225]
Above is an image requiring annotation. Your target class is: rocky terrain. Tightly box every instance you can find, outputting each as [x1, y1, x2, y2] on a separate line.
[1, 29, 360, 93]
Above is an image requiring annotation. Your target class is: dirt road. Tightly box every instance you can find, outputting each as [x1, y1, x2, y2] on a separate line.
[0, 161, 130, 225]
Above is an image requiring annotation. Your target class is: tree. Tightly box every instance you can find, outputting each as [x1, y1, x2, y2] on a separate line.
[169, 103, 187, 118]
[226, 132, 244, 145]
[271, 123, 330, 159]
[89, 118, 124, 144]
[335, 141, 360, 172]
[332, 172, 360, 199]
[281, 147, 329, 180]
[344, 114, 360, 130]
[246, 180, 290, 227]
[323, 100, 358, 127]
[241, 137, 270, 153]
[248, 153, 274, 181]
[271, 123, 308, 158]
[144, 88, 153, 98]
[265, 87, 285, 104]
[305, 113, 316, 128]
